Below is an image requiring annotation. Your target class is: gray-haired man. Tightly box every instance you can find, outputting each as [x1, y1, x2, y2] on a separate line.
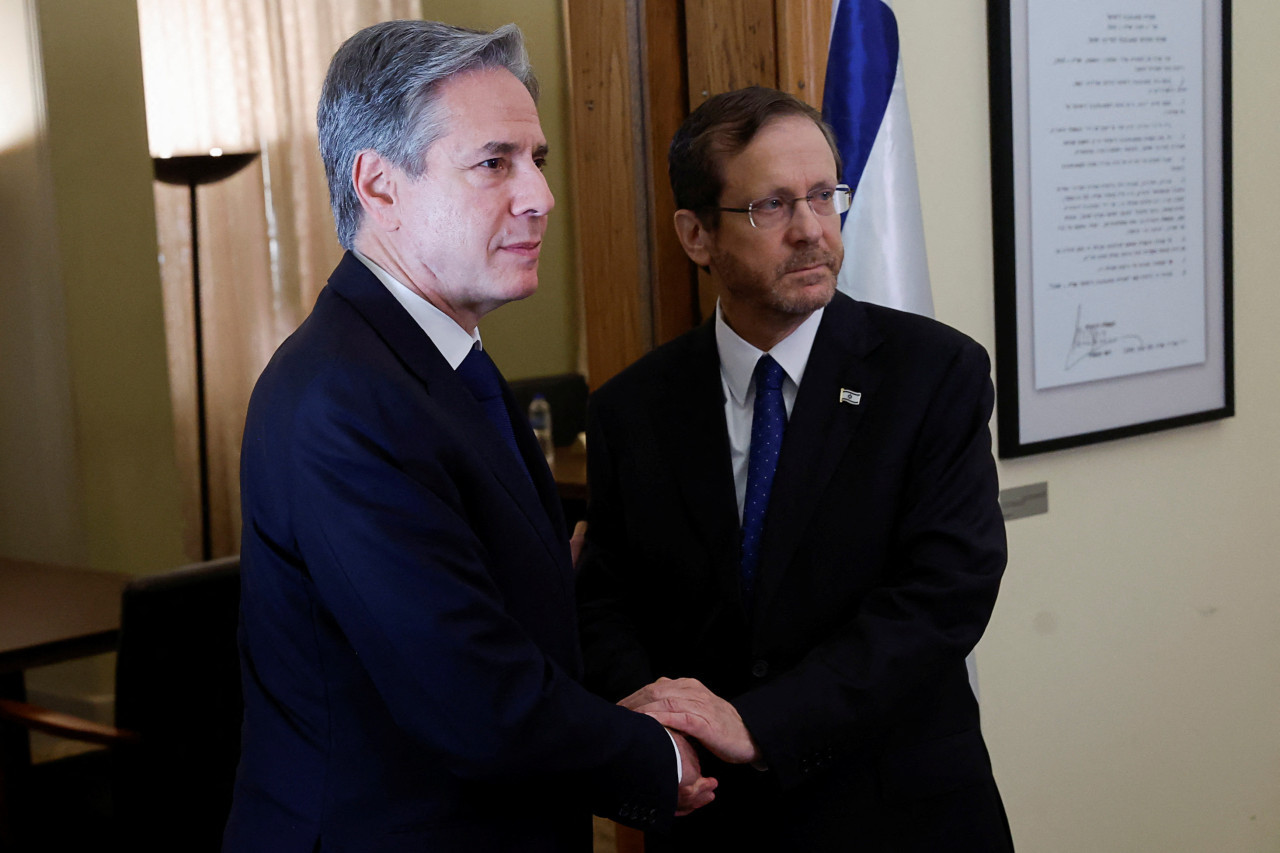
[224, 21, 712, 852]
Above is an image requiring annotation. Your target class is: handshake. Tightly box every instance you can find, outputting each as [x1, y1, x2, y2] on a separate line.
[572, 526, 757, 815]
[621, 676, 762, 816]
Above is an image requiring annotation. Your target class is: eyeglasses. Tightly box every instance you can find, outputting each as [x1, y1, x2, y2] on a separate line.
[717, 184, 852, 230]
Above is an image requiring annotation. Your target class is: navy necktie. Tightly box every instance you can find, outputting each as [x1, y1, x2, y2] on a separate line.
[741, 354, 787, 605]
[455, 344, 528, 476]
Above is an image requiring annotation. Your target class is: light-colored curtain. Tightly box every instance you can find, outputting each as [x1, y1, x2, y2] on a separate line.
[137, 0, 420, 559]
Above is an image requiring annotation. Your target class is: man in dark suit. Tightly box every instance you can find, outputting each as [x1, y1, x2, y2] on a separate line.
[223, 21, 714, 852]
[577, 86, 1014, 850]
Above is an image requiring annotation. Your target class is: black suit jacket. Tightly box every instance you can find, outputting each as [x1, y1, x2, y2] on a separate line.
[577, 292, 1013, 850]
[224, 253, 674, 852]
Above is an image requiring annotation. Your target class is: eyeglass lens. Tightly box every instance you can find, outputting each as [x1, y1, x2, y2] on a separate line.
[749, 186, 850, 228]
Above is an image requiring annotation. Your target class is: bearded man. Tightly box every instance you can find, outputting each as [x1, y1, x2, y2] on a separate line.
[576, 86, 1014, 852]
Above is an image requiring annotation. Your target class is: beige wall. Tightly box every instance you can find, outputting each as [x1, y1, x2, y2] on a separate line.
[895, 2, 1280, 849]
[424, 0, 581, 379]
[0, 0, 185, 574]
[0, 0, 86, 565]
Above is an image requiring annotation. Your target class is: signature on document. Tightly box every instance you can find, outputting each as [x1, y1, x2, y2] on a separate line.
[1064, 304, 1145, 371]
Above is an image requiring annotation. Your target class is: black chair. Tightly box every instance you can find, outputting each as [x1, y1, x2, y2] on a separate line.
[0, 556, 242, 852]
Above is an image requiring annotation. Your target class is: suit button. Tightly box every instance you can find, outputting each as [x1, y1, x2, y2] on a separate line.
[751, 660, 769, 678]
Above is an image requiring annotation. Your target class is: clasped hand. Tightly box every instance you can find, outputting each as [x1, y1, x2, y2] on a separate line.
[621, 677, 763, 815]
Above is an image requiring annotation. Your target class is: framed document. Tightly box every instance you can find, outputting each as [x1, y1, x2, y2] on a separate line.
[987, 0, 1233, 458]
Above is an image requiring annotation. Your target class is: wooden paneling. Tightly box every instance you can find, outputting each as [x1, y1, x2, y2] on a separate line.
[644, 0, 700, 344]
[564, 0, 650, 388]
[684, 0, 777, 107]
[684, 0, 780, 319]
[776, 0, 833, 110]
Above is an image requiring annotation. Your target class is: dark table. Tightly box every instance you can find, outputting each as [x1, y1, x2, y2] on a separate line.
[0, 558, 129, 675]
[0, 558, 130, 842]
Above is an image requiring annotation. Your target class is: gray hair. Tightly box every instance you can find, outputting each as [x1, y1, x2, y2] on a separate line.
[318, 20, 539, 249]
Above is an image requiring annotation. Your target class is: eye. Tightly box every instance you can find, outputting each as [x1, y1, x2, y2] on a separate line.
[753, 197, 785, 213]
[534, 156, 548, 171]
[814, 188, 835, 203]
[479, 158, 506, 170]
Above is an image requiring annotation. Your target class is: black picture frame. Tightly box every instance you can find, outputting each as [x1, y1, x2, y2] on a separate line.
[987, 0, 1233, 458]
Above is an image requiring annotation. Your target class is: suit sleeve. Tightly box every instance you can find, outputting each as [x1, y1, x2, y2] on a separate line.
[732, 339, 1006, 790]
[285, 366, 676, 829]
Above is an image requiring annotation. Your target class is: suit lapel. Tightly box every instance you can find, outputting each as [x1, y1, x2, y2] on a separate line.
[326, 253, 568, 572]
[752, 294, 884, 620]
[651, 323, 746, 615]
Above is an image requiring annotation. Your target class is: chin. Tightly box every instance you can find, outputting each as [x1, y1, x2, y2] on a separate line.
[774, 277, 836, 315]
[507, 277, 541, 303]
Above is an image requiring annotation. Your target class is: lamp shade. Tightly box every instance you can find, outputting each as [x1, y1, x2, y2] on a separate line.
[152, 152, 258, 186]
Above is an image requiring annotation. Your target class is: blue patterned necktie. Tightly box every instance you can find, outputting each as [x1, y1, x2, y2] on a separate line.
[741, 354, 787, 605]
[455, 344, 529, 477]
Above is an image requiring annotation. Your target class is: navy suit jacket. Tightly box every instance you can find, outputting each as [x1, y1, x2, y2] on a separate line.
[577, 292, 1013, 850]
[224, 253, 674, 852]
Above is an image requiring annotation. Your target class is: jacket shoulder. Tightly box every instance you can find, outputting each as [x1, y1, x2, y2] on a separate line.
[852, 296, 980, 349]
[592, 322, 714, 403]
[838, 298, 990, 379]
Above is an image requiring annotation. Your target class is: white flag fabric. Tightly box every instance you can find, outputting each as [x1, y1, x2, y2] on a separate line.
[822, 0, 934, 318]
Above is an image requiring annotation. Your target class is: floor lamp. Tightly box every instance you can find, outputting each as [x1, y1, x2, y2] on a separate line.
[152, 151, 259, 561]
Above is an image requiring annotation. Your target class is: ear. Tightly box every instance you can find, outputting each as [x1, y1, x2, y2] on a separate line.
[352, 149, 401, 232]
[673, 209, 713, 269]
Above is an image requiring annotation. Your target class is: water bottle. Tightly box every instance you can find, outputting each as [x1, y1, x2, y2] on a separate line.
[528, 394, 554, 464]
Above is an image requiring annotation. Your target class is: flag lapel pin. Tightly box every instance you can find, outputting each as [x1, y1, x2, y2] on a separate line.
[839, 389, 862, 406]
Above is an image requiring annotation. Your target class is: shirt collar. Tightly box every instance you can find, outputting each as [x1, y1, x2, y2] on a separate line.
[715, 301, 824, 405]
[353, 250, 481, 369]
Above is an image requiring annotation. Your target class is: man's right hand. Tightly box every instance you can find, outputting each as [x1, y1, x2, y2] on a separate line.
[671, 728, 717, 815]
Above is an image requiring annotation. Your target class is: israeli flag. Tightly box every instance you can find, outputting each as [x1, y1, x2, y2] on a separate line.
[822, 0, 934, 319]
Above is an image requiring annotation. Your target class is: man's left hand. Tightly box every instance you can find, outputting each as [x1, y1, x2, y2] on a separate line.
[623, 677, 762, 766]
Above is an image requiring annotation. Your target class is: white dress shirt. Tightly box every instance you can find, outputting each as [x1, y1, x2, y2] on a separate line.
[353, 250, 481, 362]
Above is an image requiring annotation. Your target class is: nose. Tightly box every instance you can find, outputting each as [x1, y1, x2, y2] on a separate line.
[514, 161, 556, 218]
[786, 196, 825, 242]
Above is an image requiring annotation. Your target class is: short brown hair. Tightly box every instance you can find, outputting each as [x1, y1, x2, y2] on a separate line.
[668, 86, 842, 227]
